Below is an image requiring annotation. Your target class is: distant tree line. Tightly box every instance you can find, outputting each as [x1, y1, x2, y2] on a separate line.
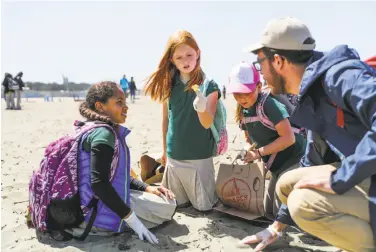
[25, 82, 91, 91]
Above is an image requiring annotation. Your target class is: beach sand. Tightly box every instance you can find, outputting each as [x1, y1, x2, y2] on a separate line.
[1, 97, 339, 252]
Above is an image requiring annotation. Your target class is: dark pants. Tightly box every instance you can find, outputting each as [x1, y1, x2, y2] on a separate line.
[130, 89, 136, 103]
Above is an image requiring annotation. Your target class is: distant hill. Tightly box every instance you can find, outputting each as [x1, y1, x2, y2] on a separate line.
[25, 82, 91, 91]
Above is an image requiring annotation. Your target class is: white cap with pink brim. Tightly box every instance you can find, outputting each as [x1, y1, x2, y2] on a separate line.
[227, 62, 261, 94]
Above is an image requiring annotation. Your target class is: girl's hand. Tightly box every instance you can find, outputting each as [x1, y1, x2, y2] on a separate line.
[123, 212, 159, 244]
[145, 185, 176, 200]
[243, 150, 261, 163]
[158, 151, 167, 166]
[193, 92, 207, 113]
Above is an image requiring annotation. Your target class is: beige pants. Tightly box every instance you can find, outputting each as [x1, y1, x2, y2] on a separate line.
[276, 164, 375, 252]
[5, 92, 15, 109]
[69, 189, 177, 236]
[162, 157, 218, 211]
[15, 90, 21, 109]
[264, 163, 300, 220]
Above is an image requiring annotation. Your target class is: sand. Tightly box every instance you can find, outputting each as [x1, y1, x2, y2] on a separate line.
[1, 96, 339, 252]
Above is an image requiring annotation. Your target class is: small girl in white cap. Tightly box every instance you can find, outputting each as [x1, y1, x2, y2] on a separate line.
[227, 62, 306, 251]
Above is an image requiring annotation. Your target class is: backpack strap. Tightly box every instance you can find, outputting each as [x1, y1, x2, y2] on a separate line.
[264, 153, 277, 171]
[201, 77, 221, 143]
[74, 197, 99, 241]
[53, 197, 99, 241]
[201, 78, 211, 96]
[242, 121, 277, 172]
[254, 88, 302, 134]
[241, 115, 302, 134]
[256, 89, 276, 131]
[241, 116, 262, 124]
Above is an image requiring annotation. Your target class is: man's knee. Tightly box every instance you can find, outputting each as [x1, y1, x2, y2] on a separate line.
[276, 168, 303, 205]
[286, 188, 322, 229]
[287, 189, 375, 252]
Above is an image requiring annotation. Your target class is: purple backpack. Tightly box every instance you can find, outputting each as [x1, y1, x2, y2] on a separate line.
[28, 121, 119, 240]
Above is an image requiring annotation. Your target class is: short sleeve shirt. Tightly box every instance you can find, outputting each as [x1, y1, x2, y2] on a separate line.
[166, 75, 221, 160]
[82, 127, 115, 152]
[241, 95, 306, 174]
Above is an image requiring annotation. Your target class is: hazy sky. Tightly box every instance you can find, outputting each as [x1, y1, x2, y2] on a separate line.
[2, 1, 376, 87]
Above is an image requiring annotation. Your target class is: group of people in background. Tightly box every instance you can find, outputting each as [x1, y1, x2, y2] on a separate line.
[120, 74, 138, 103]
[2, 72, 24, 110]
[2, 72, 140, 109]
[27, 16, 375, 252]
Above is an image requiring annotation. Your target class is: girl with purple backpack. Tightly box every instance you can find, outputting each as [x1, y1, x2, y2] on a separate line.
[28, 81, 176, 244]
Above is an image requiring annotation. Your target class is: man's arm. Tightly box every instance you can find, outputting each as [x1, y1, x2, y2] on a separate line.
[325, 65, 376, 194]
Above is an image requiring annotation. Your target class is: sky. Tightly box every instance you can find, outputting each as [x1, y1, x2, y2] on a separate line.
[1, 0, 376, 87]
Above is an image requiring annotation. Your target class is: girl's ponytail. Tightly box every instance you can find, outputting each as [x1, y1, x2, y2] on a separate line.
[235, 103, 243, 124]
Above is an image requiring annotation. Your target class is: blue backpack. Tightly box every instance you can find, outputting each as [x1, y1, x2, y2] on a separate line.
[199, 78, 228, 156]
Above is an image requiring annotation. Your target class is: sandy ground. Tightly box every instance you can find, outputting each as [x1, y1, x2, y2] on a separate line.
[1, 96, 339, 252]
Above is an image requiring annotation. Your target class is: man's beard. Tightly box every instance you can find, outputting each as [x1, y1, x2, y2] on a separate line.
[268, 65, 287, 95]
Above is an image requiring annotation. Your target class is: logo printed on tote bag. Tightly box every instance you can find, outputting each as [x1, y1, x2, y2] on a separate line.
[221, 178, 251, 210]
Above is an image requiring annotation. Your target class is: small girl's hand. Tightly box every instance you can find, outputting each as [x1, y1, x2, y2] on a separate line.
[243, 150, 260, 163]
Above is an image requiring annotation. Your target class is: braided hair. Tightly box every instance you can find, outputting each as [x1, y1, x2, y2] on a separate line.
[79, 81, 120, 126]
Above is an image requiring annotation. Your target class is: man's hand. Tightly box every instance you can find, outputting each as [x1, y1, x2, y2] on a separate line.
[294, 170, 336, 194]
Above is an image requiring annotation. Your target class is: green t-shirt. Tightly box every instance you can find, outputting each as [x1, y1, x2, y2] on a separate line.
[82, 127, 115, 152]
[241, 95, 306, 175]
[167, 75, 221, 160]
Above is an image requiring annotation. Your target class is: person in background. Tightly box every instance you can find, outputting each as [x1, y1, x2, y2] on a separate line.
[2, 73, 16, 110]
[129, 77, 137, 103]
[2, 73, 10, 102]
[120, 74, 129, 98]
[14, 72, 24, 110]
[222, 86, 226, 99]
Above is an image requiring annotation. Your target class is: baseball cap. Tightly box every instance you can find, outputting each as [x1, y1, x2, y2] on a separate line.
[227, 62, 260, 94]
[247, 17, 316, 53]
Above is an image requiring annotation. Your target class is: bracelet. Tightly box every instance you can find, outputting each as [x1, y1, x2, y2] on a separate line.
[257, 149, 262, 158]
[267, 225, 282, 237]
